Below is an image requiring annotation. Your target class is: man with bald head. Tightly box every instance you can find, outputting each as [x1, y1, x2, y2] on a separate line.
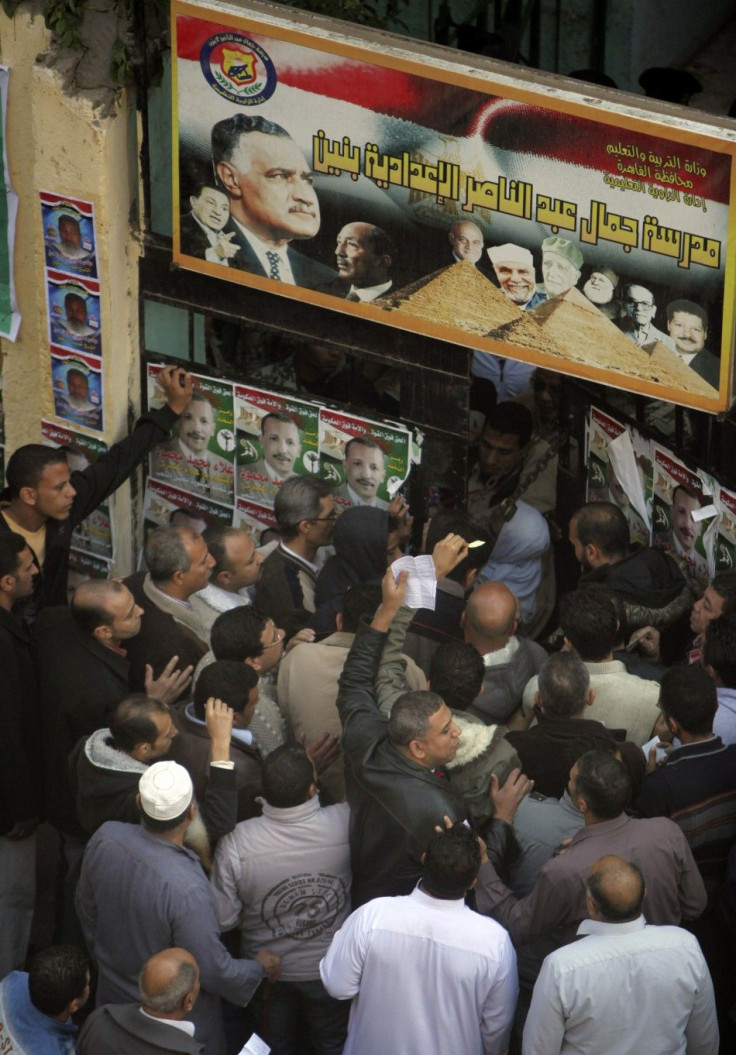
[448, 220, 485, 266]
[33, 578, 192, 840]
[462, 581, 546, 726]
[79, 947, 203, 1053]
[524, 855, 718, 1054]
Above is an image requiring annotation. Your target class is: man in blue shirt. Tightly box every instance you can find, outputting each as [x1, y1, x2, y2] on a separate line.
[0, 945, 89, 1055]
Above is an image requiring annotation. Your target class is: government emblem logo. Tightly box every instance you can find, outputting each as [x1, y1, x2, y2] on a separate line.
[200, 32, 276, 105]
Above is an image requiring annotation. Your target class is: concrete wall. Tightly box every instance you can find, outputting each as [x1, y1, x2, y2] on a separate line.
[0, 3, 142, 573]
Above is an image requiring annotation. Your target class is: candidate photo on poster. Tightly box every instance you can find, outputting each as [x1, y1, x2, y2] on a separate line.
[50, 354, 103, 431]
[41, 192, 98, 279]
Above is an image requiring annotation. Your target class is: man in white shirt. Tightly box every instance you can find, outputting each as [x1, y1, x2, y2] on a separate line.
[193, 525, 263, 636]
[333, 222, 394, 301]
[321, 824, 518, 1055]
[523, 854, 718, 1055]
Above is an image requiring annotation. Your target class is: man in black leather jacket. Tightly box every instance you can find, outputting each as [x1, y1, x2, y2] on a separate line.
[337, 535, 473, 907]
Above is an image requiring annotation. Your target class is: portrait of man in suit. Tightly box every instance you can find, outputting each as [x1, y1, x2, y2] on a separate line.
[179, 183, 240, 266]
[333, 435, 388, 509]
[211, 114, 336, 290]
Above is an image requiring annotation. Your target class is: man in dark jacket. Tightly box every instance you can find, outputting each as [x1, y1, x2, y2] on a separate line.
[0, 364, 193, 623]
[168, 660, 264, 822]
[78, 947, 204, 1055]
[0, 533, 40, 976]
[33, 579, 191, 836]
[569, 502, 690, 631]
[337, 533, 470, 907]
[72, 693, 237, 848]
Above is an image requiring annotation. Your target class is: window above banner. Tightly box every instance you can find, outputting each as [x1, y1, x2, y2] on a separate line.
[171, 0, 736, 413]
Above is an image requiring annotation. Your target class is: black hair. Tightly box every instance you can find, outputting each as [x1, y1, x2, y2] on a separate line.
[340, 583, 382, 633]
[262, 744, 314, 808]
[193, 660, 259, 720]
[28, 945, 88, 1016]
[389, 690, 445, 746]
[70, 579, 127, 635]
[421, 825, 481, 899]
[711, 571, 736, 616]
[572, 502, 630, 559]
[211, 113, 291, 168]
[0, 531, 26, 579]
[211, 606, 268, 662]
[108, 694, 169, 753]
[424, 510, 493, 584]
[665, 300, 708, 328]
[202, 524, 242, 579]
[483, 401, 534, 448]
[659, 664, 717, 735]
[573, 750, 632, 818]
[5, 444, 68, 496]
[274, 476, 332, 541]
[429, 641, 484, 711]
[560, 588, 618, 661]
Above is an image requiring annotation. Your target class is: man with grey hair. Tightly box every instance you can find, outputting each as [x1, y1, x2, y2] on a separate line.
[540, 236, 583, 298]
[617, 282, 676, 349]
[212, 113, 336, 289]
[123, 526, 215, 698]
[523, 855, 718, 1054]
[78, 947, 204, 1054]
[77, 762, 280, 1055]
[255, 476, 336, 639]
[505, 651, 645, 797]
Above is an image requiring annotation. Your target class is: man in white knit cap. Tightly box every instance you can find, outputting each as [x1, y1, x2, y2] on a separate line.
[77, 761, 280, 1055]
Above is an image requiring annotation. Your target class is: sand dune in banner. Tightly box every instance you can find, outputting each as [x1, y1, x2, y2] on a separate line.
[489, 287, 718, 396]
[376, 261, 531, 336]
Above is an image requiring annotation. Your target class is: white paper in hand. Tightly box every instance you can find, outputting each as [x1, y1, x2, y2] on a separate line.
[238, 1033, 270, 1055]
[391, 554, 437, 610]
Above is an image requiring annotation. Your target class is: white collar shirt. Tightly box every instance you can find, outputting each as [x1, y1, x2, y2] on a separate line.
[523, 915, 718, 1055]
[231, 218, 295, 284]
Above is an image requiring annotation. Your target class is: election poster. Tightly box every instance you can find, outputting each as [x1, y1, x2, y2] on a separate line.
[235, 495, 277, 540]
[585, 406, 650, 546]
[50, 348, 103, 432]
[67, 548, 112, 598]
[148, 364, 236, 507]
[651, 444, 717, 589]
[40, 192, 98, 279]
[46, 269, 102, 357]
[42, 421, 115, 560]
[713, 484, 736, 574]
[172, 0, 735, 413]
[235, 384, 319, 507]
[0, 66, 19, 341]
[318, 407, 411, 511]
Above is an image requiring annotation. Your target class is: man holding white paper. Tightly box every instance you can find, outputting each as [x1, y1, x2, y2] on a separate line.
[336, 534, 470, 907]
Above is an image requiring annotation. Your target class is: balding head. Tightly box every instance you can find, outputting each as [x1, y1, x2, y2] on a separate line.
[463, 582, 518, 653]
[71, 579, 142, 643]
[139, 948, 199, 1019]
[586, 856, 645, 923]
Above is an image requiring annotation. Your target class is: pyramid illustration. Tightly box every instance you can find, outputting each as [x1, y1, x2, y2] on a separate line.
[491, 286, 718, 397]
[376, 261, 527, 336]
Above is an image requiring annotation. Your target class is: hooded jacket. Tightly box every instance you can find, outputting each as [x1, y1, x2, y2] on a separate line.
[310, 506, 388, 634]
[580, 545, 691, 630]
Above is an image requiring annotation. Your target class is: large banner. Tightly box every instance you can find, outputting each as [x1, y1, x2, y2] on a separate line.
[172, 0, 736, 413]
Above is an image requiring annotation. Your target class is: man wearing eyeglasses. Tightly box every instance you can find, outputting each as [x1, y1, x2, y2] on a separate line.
[256, 477, 337, 641]
[617, 283, 676, 351]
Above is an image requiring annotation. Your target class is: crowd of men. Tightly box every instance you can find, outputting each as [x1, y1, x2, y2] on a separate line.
[0, 362, 734, 1055]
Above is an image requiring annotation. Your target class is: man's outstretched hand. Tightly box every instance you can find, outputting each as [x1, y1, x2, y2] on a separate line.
[371, 567, 409, 633]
